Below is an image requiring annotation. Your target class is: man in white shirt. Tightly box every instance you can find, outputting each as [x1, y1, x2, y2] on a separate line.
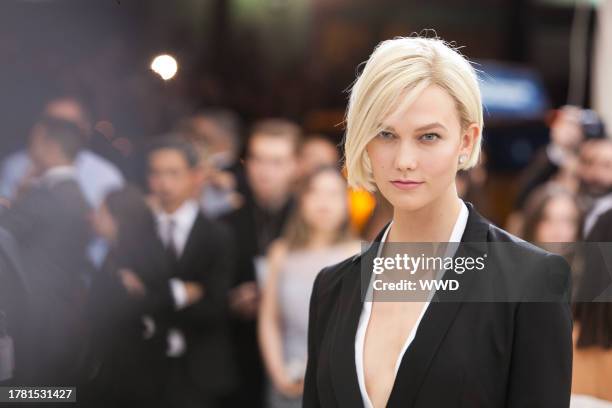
[147, 138, 237, 407]
[0, 96, 123, 209]
[0, 96, 123, 268]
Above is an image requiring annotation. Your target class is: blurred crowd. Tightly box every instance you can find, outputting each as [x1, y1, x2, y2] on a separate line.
[0, 95, 611, 407]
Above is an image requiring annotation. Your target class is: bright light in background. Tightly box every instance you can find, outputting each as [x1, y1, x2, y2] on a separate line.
[150, 54, 178, 80]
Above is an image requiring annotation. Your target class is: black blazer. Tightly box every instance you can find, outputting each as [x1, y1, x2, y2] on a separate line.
[164, 212, 237, 395]
[585, 206, 612, 242]
[0, 178, 93, 385]
[303, 201, 573, 408]
[220, 194, 293, 407]
[88, 237, 171, 401]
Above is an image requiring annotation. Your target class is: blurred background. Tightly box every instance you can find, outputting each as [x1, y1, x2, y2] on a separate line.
[0, 0, 608, 223]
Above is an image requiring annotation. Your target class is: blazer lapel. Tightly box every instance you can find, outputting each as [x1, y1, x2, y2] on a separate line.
[386, 201, 490, 407]
[177, 213, 204, 274]
[329, 228, 388, 408]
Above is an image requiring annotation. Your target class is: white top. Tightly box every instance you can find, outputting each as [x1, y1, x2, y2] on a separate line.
[571, 394, 612, 408]
[155, 199, 199, 258]
[278, 243, 360, 381]
[0, 149, 123, 209]
[355, 201, 469, 408]
[39, 165, 78, 186]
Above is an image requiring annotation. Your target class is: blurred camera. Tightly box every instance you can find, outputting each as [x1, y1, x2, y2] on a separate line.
[581, 109, 606, 140]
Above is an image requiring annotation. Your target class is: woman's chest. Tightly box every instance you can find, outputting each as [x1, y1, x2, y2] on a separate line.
[316, 300, 516, 407]
[363, 302, 427, 373]
[362, 302, 428, 407]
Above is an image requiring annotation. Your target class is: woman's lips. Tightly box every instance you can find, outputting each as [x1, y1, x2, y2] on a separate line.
[390, 180, 424, 190]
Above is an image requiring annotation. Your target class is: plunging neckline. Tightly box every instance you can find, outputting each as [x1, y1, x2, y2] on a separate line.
[354, 201, 469, 408]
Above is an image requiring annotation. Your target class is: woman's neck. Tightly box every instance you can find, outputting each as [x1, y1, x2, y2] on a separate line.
[388, 189, 463, 243]
[307, 228, 339, 249]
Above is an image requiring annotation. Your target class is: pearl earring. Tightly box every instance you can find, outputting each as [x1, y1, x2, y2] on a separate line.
[458, 154, 467, 165]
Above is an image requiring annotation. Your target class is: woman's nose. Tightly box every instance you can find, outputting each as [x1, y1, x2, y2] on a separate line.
[394, 140, 418, 171]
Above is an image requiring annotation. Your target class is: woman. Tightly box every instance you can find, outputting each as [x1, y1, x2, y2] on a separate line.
[259, 166, 360, 408]
[303, 37, 573, 407]
[521, 183, 582, 245]
[520, 183, 584, 299]
[88, 186, 182, 407]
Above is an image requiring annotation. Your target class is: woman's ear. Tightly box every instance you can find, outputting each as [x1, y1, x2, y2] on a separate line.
[460, 123, 480, 157]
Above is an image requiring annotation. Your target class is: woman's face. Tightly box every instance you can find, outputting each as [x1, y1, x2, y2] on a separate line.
[535, 195, 579, 243]
[92, 202, 118, 242]
[366, 85, 477, 212]
[301, 171, 348, 235]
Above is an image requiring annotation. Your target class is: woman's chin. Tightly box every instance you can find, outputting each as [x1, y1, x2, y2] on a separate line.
[386, 195, 429, 212]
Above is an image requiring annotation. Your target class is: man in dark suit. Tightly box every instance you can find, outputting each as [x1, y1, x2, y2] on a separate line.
[0, 116, 93, 385]
[221, 119, 301, 408]
[147, 138, 236, 407]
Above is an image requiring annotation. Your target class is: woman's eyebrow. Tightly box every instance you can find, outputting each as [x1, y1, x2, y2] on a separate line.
[378, 122, 448, 133]
[414, 122, 448, 132]
[377, 124, 396, 132]
[377, 123, 395, 132]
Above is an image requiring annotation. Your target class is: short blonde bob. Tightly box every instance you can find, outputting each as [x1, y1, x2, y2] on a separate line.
[344, 36, 484, 192]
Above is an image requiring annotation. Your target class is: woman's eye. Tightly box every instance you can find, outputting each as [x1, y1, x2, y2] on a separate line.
[377, 130, 396, 140]
[420, 133, 439, 142]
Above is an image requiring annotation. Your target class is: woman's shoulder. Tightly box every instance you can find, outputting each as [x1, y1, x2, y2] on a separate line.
[488, 222, 565, 260]
[333, 239, 362, 258]
[267, 238, 290, 260]
[461, 203, 572, 298]
[483, 223, 572, 297]
[485, 220, 556, 259]
[312, 251, 361, 298]
[466, 201, 548, 255]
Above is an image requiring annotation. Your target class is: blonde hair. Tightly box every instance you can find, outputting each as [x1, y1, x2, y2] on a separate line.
[344, 36, 484, 192]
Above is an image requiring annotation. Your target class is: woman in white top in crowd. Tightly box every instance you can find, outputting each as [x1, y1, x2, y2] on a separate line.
[259, 166, 360, 408]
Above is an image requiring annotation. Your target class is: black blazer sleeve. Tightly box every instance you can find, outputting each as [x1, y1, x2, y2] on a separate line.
[303, 268, 324, 407]
[177, 222, 235, 328]
[505, 253, 573, 408]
